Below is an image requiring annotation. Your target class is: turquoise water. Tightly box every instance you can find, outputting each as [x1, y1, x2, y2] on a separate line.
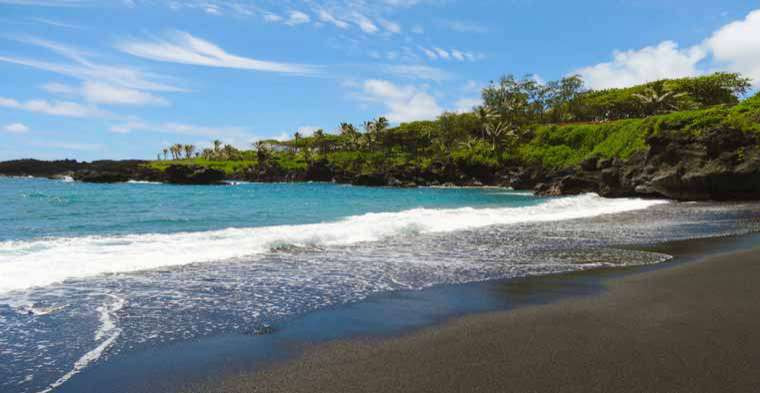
[3, 177, 758, 393]
[0, 178, 540, 241]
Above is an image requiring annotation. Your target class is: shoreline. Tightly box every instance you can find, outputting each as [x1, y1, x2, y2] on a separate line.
[190, 233, 760, 393]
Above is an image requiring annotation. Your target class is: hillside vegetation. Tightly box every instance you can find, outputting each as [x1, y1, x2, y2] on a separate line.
[148, 72, 757, 182]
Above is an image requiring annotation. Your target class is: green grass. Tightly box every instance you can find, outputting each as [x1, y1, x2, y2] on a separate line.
[146, 158, 256, 175]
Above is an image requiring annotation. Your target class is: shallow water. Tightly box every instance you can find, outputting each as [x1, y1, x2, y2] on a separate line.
[1, 178, 759, 393]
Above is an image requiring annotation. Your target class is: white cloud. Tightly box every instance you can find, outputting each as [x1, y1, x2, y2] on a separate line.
[706, 9, 760, 86]
[383, 64, 453, 82]
[263, 12, 283, 22]
[285, 10, 310, 26]
[3, 123, 29, 133]
[378, 18, 401, 34]
[419, 47, 438, 60]
[317, 9, 349, 29]
[116, 30, 319, 75]
[451, 49, 465, 61]
[360, 79, 442, 123]
[43, 81, 169, 106]
[574, 41, 706, 90]
[411, 25, 424, 34]
[433, 47, 450, 60]
[1, 37, 184, 92]
[353, 13, 379, 33]
[0, 97, 106, 118]
[573, 10, 760, 90]
[81, 81, 169, 106]
[41, 82, 77, 95]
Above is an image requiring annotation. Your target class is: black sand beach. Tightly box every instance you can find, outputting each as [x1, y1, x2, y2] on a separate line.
[196, 235, 760, 393]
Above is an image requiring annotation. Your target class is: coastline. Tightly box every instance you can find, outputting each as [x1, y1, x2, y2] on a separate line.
[191, 233, 760, 393]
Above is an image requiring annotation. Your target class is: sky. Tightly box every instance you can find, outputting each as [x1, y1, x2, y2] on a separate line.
[1, 0, 759, 161]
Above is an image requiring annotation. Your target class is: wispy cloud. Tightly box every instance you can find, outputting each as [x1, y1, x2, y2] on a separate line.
[352, 12, 379, 33]
[383, 64, 453, 82]
[2, 123, 29, 133]
[0, 36, 185, 92]
[417, 46, 484, 62]
[317, 9, 349, 29]
[42, 81, 170, 106]
[109, 119, 253, 140]
[29, 17, 84, 29]
[116, 30, 320, 75]
[285, 10, 310, 26]
[0, 96, 108, 118]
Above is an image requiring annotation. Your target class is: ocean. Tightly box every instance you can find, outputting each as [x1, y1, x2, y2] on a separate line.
[1, 177, 759, 393]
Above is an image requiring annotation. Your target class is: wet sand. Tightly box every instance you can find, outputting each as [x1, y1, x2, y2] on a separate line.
[197, 237, 760, 393]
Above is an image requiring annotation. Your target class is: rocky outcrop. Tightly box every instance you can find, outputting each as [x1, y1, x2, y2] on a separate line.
[534, 127, 760, 201]
[163, 165, 226, 185]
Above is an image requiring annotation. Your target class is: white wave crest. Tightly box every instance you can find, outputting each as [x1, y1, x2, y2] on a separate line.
[0, 194, 667, 294]
[126, 180, 162, 185]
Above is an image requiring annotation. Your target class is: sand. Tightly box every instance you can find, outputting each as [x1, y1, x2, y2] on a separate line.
[196, 238, 760, 393]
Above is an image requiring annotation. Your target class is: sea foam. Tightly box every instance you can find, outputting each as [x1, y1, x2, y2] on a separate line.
[0, 194, 667, 294]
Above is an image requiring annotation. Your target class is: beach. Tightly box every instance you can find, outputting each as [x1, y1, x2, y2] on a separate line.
[200, 235, 760, 393]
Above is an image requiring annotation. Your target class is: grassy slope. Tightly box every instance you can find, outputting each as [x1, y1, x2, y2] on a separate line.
[517, 95, 760, 168]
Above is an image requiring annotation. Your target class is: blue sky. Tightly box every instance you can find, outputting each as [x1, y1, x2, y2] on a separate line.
[1, 0, 759, 160]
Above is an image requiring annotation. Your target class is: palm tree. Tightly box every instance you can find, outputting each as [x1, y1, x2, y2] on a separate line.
[173, 144, 184, 160]
[363, 120, 376, 151]
[212, 140, 223, 155]
[340, 122, 360, 150]
[222, 144, 238, 160]
[162, 148, 168, 160]
[484, 120, 512, 151]
[293, 132, 302, 153]
[313, 129, 326, 155]
[633, 86, 688, 116]
[183, 144, 195, 160]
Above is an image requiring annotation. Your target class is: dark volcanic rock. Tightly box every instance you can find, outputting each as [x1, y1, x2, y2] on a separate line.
[73, 170, 130, 183]
[352, 173, 387, 186]
[0, 159, 85, 177]
[535, 175, 600, 196]
[164, 165, 225, 185]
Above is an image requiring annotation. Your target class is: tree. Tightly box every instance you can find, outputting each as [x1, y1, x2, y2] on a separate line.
[339, 122, 360, 150]
[162, 148, 168, 160]
[632, 84, 689, 116]
[254, 141, 271, 164]
[313, 129, 326, 156]
[293, 132, 302, 153]
[212, 140, 223, 155]
[363, 120, 376, 151]
[183, 144, 195, 159]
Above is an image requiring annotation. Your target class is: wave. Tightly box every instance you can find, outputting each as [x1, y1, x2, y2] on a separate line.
[126, 180, 162, 185]
[0, 194, 667, 294]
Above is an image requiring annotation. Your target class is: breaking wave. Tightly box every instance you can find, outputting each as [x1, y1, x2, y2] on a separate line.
[0, 194, 667, 294]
